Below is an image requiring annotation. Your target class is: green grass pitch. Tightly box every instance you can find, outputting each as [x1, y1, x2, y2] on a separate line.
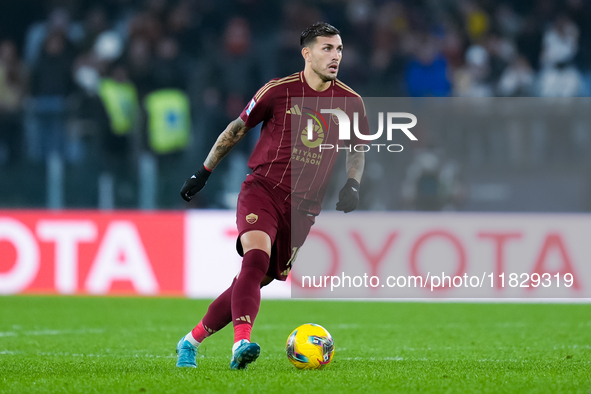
[0, 296, 589, 393]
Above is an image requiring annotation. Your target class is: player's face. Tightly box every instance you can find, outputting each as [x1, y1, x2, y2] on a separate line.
[309, 35, 343, 82]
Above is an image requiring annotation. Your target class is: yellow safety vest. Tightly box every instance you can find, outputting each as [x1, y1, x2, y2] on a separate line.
[98, 78, 139, 135]
[144, 89, 191, 154]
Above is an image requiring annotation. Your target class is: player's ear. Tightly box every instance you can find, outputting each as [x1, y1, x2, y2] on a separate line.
[301, 46, 311, 62]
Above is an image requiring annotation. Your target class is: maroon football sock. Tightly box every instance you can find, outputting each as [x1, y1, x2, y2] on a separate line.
[195, 277, 237, 339]
[231, 249, 270, 341]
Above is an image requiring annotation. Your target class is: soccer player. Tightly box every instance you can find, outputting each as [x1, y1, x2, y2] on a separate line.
[176, 22, 367, 370]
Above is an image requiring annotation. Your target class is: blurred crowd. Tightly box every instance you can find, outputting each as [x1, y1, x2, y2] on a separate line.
[0, 0, 590, 209]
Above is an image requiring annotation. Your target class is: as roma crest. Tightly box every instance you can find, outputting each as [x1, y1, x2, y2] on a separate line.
[246, 213, 258, 224]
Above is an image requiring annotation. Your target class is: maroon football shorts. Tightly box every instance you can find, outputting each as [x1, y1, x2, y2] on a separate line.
[236, 174, 314, 281]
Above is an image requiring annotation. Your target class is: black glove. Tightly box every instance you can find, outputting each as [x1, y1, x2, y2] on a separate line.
[336, 178, 360, 213]
[180, 166, 211, 202]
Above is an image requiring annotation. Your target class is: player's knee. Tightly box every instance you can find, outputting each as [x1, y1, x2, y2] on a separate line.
[241, 248, 270, 277]
[240, 230, 272, 257]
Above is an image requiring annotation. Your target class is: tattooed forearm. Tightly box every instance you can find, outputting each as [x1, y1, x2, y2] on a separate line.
[204, 117, 250, 170]
[346, 150, 365, 183]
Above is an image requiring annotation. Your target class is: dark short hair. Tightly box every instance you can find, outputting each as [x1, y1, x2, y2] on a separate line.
[300, 22, 340, 47]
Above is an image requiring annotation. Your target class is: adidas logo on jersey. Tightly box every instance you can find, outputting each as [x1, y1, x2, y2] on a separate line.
[286, 105, 302, 115]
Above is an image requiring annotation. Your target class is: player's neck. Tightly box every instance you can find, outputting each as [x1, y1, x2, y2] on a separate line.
[303, 68, 332, 92]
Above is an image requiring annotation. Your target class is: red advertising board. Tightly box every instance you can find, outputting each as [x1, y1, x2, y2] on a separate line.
[0, 211, 184, 296]
[1, 210, 589, 299]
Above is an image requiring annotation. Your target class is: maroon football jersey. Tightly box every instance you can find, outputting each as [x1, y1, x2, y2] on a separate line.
[239, 71, 368, 215]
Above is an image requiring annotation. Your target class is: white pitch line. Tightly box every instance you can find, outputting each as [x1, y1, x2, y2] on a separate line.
[33, 351, 176, 358]
[0, 328, 105, 337]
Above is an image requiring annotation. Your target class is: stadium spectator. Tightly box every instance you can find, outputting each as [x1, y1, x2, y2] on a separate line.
[275, 2, 322, 78]
[440, 25, 466, 72]
[98, 64, 138, 159]
[460, 0, 490, 42]
[494, 3, 522, 39]
[401, 149, 465, 211]
[516, 16, 543, 71]
[152, 36, 185, 90]
[538, 14, 583, 97]
[497, 55, 535, 96]
[124, 36, 154, 98]
[143, 36, 191, 208]
[0, 40, 27, 166]
[76, 5, 110, 54]
[23, 8, 81, 67]
[165, 0, 203, 59]
[453, 44, 493, 97]
[568, 0, 591, 72]
[404, 33, 451, 97]
[127, 10, 163, 48]
[540, 13, 579, 69]
[217, 17, 259, 102]
[484, 32, 515, 82]
[213, 17, 262, 196]
[26, 30, 75, 162]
